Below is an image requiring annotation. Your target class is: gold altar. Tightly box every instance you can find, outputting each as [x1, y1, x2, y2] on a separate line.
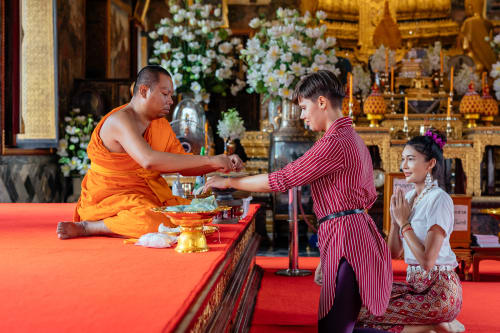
[301, 0, 460, 61]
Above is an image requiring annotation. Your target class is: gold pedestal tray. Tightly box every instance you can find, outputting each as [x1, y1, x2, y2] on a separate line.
[481, 116, 495, 127]
[152, 207, 229, 253]
[464, 113, 480, 128]
[366, 114, 384, 127]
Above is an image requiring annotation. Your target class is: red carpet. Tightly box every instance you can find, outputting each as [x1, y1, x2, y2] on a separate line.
[252, 257, 500, 332]
[0, 203, 259, 332]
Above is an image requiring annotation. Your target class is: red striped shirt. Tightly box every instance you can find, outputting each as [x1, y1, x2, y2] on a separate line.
[268, 117, 392, 319]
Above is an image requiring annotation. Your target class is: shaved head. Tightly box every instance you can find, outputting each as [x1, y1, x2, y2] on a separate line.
[133, 65, 171, 96]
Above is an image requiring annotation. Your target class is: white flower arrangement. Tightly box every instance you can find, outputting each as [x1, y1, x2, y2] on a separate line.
[57, 108, 97, 177]
[217, 107, 245, 142]
[370, 45, 396, 73]
[489, 34, 500, 99]
[425, 41, 448, 73]
[491, 61, 500, 99]
[352, 65, 372, 97]
[148, 0, 245, 105]
[487, 34, 500, 56]
[240, 8, 339, 101]
[454, 63, 480, 96]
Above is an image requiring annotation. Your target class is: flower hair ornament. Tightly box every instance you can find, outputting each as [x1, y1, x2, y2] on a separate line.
[424, 130, 445, 149]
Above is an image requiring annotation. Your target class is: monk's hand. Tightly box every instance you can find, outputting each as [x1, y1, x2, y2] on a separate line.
[211, 154, 233, 173]
[203, 176, 230, 193]
[229, 154, 244, 172]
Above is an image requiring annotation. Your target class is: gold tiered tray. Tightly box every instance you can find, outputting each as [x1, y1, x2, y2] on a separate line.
[152, 207, 230, 253]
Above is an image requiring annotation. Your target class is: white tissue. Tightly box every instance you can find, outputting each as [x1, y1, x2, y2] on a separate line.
[241, 196, 253, 218]
[158, 223, 180, 234]
[135, 233, 177, 248]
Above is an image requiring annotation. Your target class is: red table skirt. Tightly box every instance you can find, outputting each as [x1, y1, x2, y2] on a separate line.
[0, 203, 261, 332]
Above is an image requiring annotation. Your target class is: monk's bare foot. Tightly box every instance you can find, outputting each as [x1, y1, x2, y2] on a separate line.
[57, 222, 88, 239]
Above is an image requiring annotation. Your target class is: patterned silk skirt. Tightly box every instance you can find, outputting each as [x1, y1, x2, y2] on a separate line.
[356, 265, 462, 332]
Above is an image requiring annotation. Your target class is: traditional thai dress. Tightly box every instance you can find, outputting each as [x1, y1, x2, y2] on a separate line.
[268, 117, 393, 319]
[357, 180, 462, 332]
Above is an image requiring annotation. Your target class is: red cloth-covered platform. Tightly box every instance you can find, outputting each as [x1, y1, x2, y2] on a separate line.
[0, 203, 262, 333]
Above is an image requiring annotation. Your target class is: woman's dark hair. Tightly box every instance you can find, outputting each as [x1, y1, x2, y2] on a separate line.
[292, 70, 345, 110]
[406, 128, 447, 185]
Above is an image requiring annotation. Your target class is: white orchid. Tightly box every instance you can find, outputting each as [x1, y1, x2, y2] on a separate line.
[149, 31, 158, 40]
[316, 11, 327, 20]
[288, 38, 302, 53]
[61, 165, 71, 177]
[249, 18, 261, 29]
[191, 81, 202, 94]
[218, 42, 233, 54]
[491, 62, 500, 79]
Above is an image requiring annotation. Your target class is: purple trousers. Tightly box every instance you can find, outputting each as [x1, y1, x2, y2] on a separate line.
[318, 258, 387, 333]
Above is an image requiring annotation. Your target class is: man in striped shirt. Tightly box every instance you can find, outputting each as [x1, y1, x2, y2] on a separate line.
[205, 70, 392, 332]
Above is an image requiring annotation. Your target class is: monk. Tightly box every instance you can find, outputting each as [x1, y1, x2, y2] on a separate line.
[57, 65, 242, 240]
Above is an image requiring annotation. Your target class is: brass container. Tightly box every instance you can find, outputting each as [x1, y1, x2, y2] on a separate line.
[481, 85, 498, 126]
[366, 113, 384, 127]
[364, 84, 387, 127]
[175, 225, 208, 253]
[459, 82, 482, 128]
[464, 113, 480, 128]
[152, 207, 229, 253]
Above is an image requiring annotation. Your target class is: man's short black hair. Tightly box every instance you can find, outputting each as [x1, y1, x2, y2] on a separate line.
[133, 65, 171, 96]
[292, 70, 345, 110]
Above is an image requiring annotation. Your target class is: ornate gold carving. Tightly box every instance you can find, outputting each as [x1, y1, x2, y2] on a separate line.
[240, 131, 270, 159]
[373, 1, 401, 49]
[453, 248, 473, 281]
[18, 0, 57, 140]
[356, 128, 391, 170]
[187, 220, 256, 333]
[396, 0, 451, 21]
[464, 127, 500, 196]
[317, 0, 458, 59]
[241, 131, 271, 174]
[382, 114, 463, 140]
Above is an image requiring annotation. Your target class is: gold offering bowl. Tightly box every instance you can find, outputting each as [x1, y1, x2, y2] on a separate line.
[464, 113, 480, 128]
[481, 115, 495, 127]
[152, 207, 229, 253]
[366, 114, 384, 127]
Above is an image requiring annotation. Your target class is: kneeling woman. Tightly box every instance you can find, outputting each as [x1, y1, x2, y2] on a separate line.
[205, 70, 393, 333]
[357, 130, 464, 333]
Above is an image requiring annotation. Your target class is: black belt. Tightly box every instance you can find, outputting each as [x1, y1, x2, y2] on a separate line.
[318, 209, 366, 225]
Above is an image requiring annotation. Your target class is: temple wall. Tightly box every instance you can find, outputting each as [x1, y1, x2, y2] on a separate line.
[0, 155, 62, 203]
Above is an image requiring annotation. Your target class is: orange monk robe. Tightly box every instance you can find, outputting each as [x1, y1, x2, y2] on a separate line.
[74, 105, 190, 238]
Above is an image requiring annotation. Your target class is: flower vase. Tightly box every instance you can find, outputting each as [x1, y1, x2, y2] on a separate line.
[224, 139, 236, 155]
[67, 176, 83, 203]
[275, 98, 306, 135]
